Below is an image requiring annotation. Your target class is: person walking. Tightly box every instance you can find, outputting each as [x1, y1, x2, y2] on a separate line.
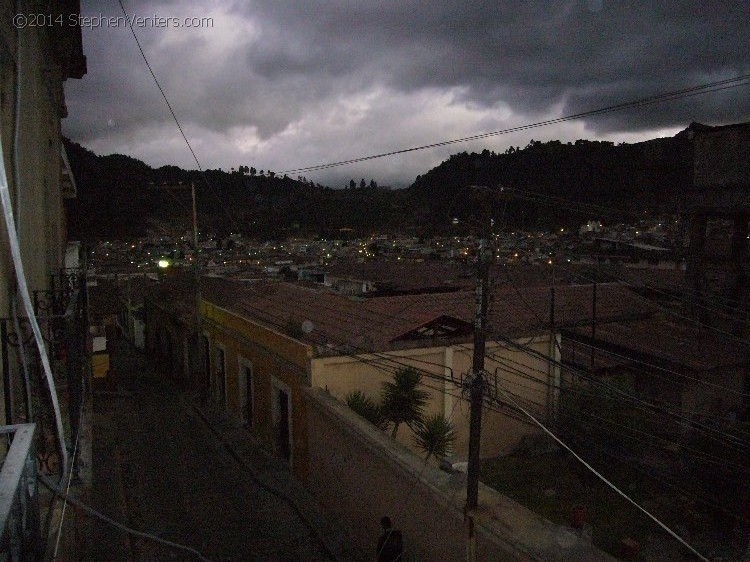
[376, 516, 403, 562]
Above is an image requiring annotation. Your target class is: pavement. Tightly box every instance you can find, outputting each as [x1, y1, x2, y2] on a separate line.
[190, 385, 368, 562]
[87, 339, 367, 562]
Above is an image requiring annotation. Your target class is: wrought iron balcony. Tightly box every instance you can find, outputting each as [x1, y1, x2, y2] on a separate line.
[0, 268, 89, 559]
[0, 424, 41, 561]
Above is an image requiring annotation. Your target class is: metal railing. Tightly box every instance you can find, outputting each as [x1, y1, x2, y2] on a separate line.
[0, 269, 88, 559]
[0, 424, 41, 561]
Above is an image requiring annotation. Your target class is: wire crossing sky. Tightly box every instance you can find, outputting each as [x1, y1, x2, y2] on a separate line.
[64, 1, 750, 187]
[282, 74, 750, 174]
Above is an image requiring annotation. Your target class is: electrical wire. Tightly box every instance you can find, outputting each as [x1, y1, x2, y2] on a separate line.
[488, 390, 710, 561]
[195, 277, 741, 559]
[283, 74, 750, 174]
[117, 0, 240, 233]
[493, 188, 750, 341]
[52, 402, 84, 559]
[499, 264, 750, 398]
[38, 474, 213, 562]
[194, 274, 748, 548]
[222, 279, 747, 492]
[0, 87, 69, 481]
[201, 274, 750, 467]
[486, 347, 750, 449]
[555, 263, 750, 351]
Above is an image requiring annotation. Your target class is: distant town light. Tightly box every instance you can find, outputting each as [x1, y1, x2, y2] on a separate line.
[158, 259, 170, 268]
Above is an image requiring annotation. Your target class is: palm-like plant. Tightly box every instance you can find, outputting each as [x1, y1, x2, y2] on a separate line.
[381, 368, 429, 438]
[345, 390, 388, 430]
[413, 414, 457, 461]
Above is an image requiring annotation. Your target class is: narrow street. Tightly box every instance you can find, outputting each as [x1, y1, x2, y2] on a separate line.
[87, 341, 340, 561]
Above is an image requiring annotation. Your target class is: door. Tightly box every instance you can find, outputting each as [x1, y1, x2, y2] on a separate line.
[275, 387, 291, 462]
[201, 335, 210, 397]
[241, 364, 253, 427]
[215, 347, 226, 405]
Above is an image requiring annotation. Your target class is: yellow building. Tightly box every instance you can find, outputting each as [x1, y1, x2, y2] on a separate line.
[194, 277, 649, 479]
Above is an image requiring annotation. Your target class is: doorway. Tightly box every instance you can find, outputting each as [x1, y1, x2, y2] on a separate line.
[238, 360, 254, 427]
[272, 380, 292, 463]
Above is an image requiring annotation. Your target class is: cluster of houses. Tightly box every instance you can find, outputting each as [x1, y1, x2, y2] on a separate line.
[74, 256, 737, 558]
[82, 121, 750, 559]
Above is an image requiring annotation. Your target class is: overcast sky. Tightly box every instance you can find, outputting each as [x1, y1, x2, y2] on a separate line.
[63, 0, 750, 188]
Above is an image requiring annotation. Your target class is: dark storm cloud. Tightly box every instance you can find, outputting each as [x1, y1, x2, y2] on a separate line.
[64, 0, 750, 183]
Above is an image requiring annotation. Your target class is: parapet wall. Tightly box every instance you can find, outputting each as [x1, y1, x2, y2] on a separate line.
[301, 387, 613, 561]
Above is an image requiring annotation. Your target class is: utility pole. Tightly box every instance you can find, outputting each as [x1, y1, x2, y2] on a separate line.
[590, 280, 597, 372]
[190, 181, 203, 396]
[465, 220, 490, 562]
[155, 181, 201, 389]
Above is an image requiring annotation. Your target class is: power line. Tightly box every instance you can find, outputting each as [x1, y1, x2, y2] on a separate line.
[282, 74, 750, 174]
[499, 264, 750, 398]
[38, 475, 213, 562]
[117, 0, 240, 232]
[212, 280, 750, 482]
[487, 390, 711, 561]
[491, 188, 750, 333]
[196, 279, 741, 558]
[487, 346, 750, 447]
[205, 276, 749, 450]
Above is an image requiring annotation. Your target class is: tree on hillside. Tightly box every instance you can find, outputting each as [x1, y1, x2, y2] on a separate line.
[360, 178, 366, 189]
[370, 179, 377, 189]
[349, 179, 356, 190]
[381, 367, 428, 439]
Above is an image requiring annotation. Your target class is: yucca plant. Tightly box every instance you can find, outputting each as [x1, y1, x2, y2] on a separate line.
[413, 413, 457, 461]
[345, 390, 388, 430]
[380, 367, 429, 438]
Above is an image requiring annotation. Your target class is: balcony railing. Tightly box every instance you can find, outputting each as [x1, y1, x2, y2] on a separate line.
[0, 268, 89, 558]
[0, 424, 41, 561]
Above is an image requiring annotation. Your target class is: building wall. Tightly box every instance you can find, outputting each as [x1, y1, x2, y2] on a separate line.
[200, 300, 313, 478]
[302, 386, 612, 562]
[198, 293, 559, 471]
[310, 336, 557, 460]
[0, 13, 68, 318]
[0, 2, 84, 425]
[144, 299, 194, 386]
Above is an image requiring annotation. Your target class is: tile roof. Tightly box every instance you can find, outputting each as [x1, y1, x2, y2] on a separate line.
[144, 273, 200, 328]
[200, 276, 656, 356]
[563, 316, 750, 372]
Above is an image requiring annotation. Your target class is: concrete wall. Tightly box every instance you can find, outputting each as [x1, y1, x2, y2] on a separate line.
[310, 336, 558, 460]
[0, 3, 84, 425]
[302, 387, 612, 562]
[0, 14, 69, 318]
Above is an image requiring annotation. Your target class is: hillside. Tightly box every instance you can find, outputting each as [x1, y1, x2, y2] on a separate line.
[64, 127, 695, 240]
